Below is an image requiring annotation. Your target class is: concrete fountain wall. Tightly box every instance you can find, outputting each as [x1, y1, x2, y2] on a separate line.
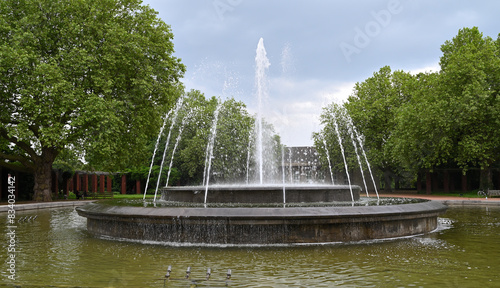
[161, 185, 360, 203]
[76, 185, 447, 245]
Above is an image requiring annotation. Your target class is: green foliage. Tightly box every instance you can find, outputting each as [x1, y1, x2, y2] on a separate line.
[394, 27, 500, 174]
[141, 89, 284, 186]
[438, 27, 500, 170]
[314, 103, 355, 173]
[177, 91, 220, 184]
[114, 193, 154, 199]
[342, 66, 414, 189]
[345, 66, 412, 171]
[176, 91, 256, 184]
[0, 0, 185, 200]
[53, 146, 86, 172]
[211, 98, 255, 183]
[316, 27, 500, 190]
[126, 164, 179, 190]
[392, 72, 450, 171]
[52, 162, 75, 181]
[138, 90, 257, 186]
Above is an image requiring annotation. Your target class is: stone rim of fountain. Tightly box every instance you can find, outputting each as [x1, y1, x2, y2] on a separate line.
[78, 199, 445, 218]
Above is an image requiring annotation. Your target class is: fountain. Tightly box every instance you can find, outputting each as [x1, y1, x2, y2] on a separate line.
[76, 38, 447, 245]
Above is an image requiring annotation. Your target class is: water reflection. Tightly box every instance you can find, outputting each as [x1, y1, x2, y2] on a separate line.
[1, 206, 499, 287]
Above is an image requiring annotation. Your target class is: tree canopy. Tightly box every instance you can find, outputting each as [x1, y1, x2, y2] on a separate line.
[343, 66, 414, 190]
[316, 27, 500, 191]
[0, 0, 185, 201]
[139, 89, 284, 191]
[393, 28, 500, 177]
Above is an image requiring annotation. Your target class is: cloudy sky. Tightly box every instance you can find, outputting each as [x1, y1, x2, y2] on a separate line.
[143, 0, 499, 146]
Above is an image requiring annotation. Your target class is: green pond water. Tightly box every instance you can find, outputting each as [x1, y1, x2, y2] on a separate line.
[1, 205, 499, 287]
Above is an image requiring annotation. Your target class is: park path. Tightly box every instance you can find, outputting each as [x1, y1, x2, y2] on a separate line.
[370, 191, 500, 205]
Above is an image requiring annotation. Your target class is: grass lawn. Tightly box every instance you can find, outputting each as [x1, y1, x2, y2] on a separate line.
[434, 192, 482, 198]
[422, 191, 484, 198]
[397, 189, 486, 198]
[113, 193, 154, 199]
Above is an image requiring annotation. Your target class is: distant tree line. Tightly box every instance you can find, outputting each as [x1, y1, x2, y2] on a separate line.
[46, 88, 280, 195]
[314, 27, 500, 191]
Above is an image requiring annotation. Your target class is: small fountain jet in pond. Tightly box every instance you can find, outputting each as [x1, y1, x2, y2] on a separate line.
[206, 268, 211, 280]
[164, 265, 171, 279]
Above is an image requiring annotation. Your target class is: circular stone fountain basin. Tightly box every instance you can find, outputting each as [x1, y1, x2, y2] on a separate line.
[76, 197, 447, 245]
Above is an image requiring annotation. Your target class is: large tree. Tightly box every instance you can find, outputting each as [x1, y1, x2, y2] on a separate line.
[391, 72, 447, 172]
[313, 103, 358, 183]
[344, 66, 414, 191]
[439, 28, 500, 178]
[0, 0, 185, 201]
[175, 90, 255, 185]
[394, 27, 500, 189]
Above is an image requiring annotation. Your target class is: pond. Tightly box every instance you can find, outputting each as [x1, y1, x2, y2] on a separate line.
[1, 205, 499, 287]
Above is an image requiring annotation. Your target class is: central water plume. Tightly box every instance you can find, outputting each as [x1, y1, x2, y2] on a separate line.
[255, 38, 270, 184]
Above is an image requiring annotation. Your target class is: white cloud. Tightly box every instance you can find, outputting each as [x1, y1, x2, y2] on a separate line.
[263, 77, 356, 146]
[263, 60, 441, 147]
[408, 63, 441, 75]
[143, 0, 500, 147]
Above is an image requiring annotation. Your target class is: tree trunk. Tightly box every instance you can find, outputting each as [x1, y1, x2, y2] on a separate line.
[479, 167, 492, 191]
[33, 148, 58, 202]
[383, 170, 393, 192]
[426, 171, 432, 194]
